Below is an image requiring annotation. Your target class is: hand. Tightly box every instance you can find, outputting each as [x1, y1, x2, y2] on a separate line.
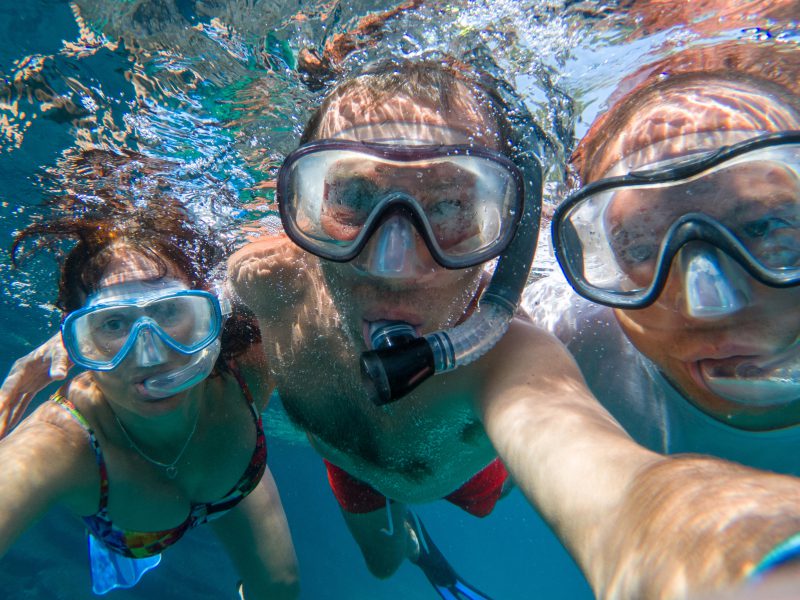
[227, 235, 311, 317]
[0, 332, 72, 437]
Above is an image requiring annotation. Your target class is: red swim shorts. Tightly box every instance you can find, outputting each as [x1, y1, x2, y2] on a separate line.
[323, 458, 509, 518]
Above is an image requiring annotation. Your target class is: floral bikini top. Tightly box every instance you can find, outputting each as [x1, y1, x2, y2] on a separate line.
[52, 364, 267, 559]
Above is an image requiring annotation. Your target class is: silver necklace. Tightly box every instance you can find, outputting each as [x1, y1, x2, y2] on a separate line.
[114, 409, 200, 479]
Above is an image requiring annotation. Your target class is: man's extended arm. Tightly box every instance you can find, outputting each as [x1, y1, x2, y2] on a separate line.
[479, 319, 800, 599]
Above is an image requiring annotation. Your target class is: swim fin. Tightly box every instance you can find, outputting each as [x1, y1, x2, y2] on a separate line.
[88, 533, 160, 595]
[408, 513, 493, 600]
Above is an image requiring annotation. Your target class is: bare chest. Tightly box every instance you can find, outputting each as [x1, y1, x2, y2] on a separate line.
[273, 345, 497, 501]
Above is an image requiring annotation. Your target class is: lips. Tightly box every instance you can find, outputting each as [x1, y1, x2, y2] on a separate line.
[362, 305, 424, 323]
[695, 341, 800, 406]
[677, 338, 772, 363]
[132, 369, 181, 401]
[134, 381, 174, 401]
[696, 355, 761, 375]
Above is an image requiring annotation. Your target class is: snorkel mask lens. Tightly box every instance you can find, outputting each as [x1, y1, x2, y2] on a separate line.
[553, 132, 800, 309]
[277, 140, 525, 269]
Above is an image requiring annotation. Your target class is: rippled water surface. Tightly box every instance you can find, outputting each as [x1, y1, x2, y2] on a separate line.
[1, 1, 798, 598]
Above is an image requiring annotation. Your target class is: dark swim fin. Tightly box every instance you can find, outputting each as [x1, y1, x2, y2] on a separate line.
[408, 513, 494, 600]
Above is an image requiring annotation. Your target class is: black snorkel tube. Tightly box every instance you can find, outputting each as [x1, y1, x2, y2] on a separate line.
[361, 147, 543, 405]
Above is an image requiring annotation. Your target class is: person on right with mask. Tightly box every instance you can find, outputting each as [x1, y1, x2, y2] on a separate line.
[527, 38, 800, 594]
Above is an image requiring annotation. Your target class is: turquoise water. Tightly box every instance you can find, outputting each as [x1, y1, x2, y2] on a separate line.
[0, 1, 797, 598]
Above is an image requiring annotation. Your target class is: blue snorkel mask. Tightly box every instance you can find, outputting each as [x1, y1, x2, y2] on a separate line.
[62, 281, 231, 398]
[553, 130, 800, 410]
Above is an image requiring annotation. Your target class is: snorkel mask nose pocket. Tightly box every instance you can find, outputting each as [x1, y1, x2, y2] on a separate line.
[679, 245, 750, 318]
[134, 325, 169, 367]
[357, 212, 428, 278]
[142, 339, 222, 399]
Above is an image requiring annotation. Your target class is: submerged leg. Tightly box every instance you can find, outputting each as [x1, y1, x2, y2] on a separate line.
[341, 500, 414, 579]
[341, 498, 494, 599]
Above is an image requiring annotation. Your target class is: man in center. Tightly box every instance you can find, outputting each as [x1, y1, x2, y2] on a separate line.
[231, 61, 541, 592]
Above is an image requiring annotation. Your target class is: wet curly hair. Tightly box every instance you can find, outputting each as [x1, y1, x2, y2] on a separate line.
[11, 148, 260, 364]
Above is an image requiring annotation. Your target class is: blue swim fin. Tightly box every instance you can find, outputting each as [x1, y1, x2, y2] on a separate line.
[88, 533, 161, 595]
[408, 513, 493, 600]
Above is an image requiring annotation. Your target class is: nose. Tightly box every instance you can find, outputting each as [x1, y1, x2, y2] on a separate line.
[134, 328, 169, 367]
[354, 213, 433, 279]
[676, 243, 752, 319]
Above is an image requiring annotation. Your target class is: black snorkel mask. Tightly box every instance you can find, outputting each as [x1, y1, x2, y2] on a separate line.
[277, 73, 544, 406]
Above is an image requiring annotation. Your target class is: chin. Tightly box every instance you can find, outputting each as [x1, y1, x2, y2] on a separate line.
[132, 385, 190, 412]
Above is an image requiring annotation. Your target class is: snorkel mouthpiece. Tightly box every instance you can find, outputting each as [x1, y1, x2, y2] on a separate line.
[369, 321, 417, 349]
[361, 322, 436, 405]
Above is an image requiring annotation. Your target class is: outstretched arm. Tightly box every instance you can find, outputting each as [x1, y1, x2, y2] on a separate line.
[210, 468, 300, 600]
[697, 562, 800, 600]
[480, 319, 800, 600]
[0, 397, 96, 556]
[0, 332, 72, 438]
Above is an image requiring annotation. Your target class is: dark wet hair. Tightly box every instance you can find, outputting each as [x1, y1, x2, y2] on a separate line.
[11, 149, 260, 363]
[299, 58, 520, 157]
[13, 202, 214, 313]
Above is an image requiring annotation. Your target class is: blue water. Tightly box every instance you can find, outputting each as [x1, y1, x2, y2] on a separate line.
[1, 1, 797, 598]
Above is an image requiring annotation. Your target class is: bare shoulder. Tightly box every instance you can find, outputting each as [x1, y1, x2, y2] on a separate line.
[487, 316, 583, 377]
[12, 392, 92, 450]
[227, 234, 313, 317]
[228, 234, 301, 267]
[234, 342, 270, 376]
